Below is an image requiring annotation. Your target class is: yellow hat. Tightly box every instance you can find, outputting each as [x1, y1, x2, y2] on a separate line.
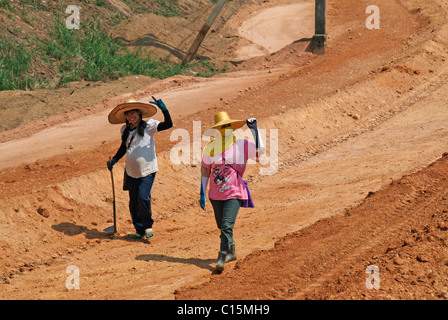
[203, 111, 245, 135]
[108, 99, 157, 124]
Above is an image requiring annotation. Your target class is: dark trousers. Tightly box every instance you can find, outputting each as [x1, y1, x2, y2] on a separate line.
[126, 172, 156, 236]
[210, 198, 242, 252]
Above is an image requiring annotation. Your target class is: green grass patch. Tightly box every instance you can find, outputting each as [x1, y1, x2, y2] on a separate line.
[0, 2, 230, 92]
[0, 0, 12, 9]
[193, 60, 229, 78]
[0, 38, 38, 91]
[1, 16, 189, 91]
[156, 0, 179, 17]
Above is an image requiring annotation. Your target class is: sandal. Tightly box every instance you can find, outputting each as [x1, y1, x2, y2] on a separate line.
[145, 228, 155, 240]
[126, 233, 143, 240]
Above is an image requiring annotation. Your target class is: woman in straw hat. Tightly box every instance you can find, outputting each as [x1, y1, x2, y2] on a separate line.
[107, 96, 173, 240]
[200, 111, 264, 273]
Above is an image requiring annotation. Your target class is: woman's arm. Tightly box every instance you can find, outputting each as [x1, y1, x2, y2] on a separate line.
[201, 165, 211, 178]
[157, 108, 173, 132]
[149, 96, 173, 132]
[107, 127, 129, 170]
[112, 141, 126, 161]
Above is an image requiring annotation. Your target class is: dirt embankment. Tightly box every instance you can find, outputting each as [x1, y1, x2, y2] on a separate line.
[176, 153, 448, 300]
[0, 0, 251, 135]
[1, 0, 448, 300]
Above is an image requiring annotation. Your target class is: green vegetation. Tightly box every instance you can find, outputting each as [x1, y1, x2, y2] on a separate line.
[44, 17, 185, 86]
[0, 38, 37, 90]
[209, 0, 233, 3]
[156, 0, 179, 17]
[0, 1, 229, 92]
[0, 17, 187, 91]
[195, 60, 229, 78]
[0, 0, 11, 10]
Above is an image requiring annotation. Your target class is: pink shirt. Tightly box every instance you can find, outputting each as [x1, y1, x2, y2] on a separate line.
[201, 139, 257, 201]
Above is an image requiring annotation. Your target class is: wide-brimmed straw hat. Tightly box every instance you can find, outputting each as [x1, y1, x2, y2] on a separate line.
[108, 99, 157, 124]
[203, 111, 246, 135]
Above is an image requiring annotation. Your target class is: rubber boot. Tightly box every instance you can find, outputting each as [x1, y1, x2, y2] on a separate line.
[215, 251, 226, 273]
[225, 242, 237, 263]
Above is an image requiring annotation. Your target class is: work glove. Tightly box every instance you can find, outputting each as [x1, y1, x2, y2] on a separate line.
[199, 176, 209, 210]
[246, 118, 260, 149]
[200, 188, 206, 210]
[246, 117, 258, 130]
[150, 96, 167, 111]
[107, 157, 117, 171]
[246, 117, 265, 153]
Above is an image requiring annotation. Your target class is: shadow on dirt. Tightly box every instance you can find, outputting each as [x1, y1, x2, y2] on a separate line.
[114, 35, 186, 60]
[52, 222, 105, 238]
[136, 254, 215, 271]
[52, 222, 135, 242]
[294, 37, 313, 53]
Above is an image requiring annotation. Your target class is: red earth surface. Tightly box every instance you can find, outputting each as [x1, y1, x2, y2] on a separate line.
[1, 0, 448, 301]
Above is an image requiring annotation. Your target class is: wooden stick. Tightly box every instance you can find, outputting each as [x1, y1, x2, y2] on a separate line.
[181, 0, 227, 66]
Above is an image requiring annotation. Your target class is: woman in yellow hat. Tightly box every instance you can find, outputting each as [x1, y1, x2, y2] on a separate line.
[200, 111, 264, 273]
[107, 96, 173, 240]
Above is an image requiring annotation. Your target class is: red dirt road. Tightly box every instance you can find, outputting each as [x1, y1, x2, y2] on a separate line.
[1, 0, 448, 300]
[176, 154, 448, 300]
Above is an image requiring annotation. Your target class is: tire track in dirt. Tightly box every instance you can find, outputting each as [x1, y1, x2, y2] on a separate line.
[275, 71, 448, 201]
[301, 160, 448, 300]
[289, 178, 428, 299]
[276, 59, 448, 174]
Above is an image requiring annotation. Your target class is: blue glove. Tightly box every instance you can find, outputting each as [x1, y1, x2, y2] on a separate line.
[150, 96, 167, 111]
[199, 177, 208, 210]
[107, 157, 117, 171]
[200, 184, 206, 210]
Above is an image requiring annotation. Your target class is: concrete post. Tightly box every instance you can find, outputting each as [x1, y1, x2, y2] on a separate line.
[313, 0, 326, 55]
